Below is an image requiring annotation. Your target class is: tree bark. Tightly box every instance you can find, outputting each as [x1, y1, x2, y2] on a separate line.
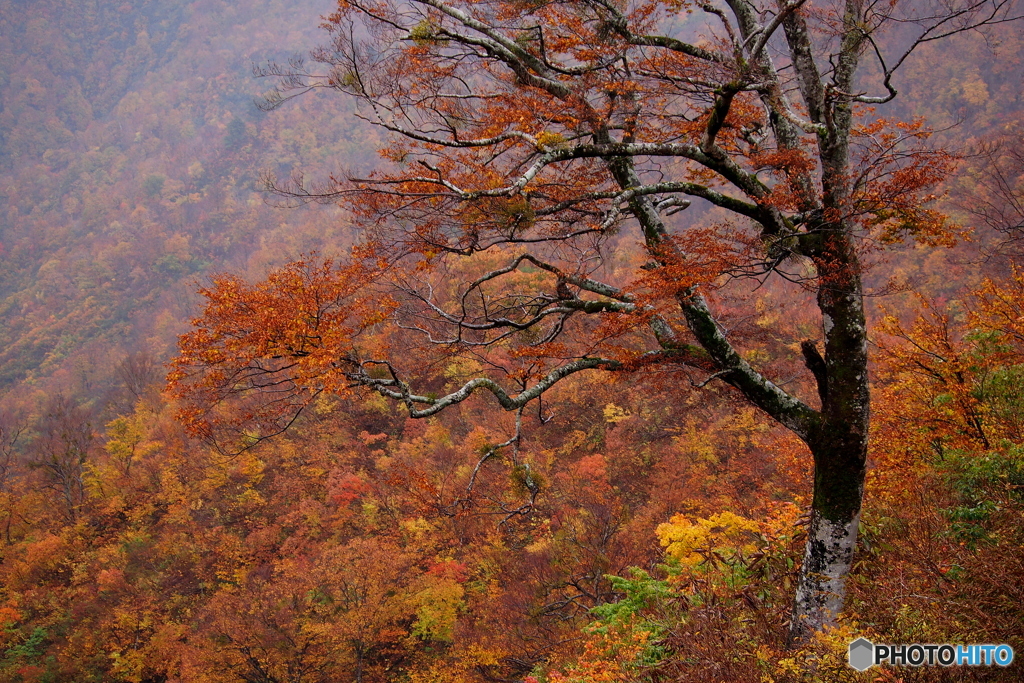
[792, 273, 869, 643]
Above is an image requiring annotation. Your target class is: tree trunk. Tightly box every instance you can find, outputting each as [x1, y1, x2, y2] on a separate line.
[789, 434, 867, 643]
[789, 230, 871, 644]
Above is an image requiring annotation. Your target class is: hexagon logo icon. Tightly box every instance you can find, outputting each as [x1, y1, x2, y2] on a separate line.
[848, 637, 875, 671]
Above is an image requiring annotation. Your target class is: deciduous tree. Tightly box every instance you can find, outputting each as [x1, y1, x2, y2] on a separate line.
[173, 0, 1022, 643]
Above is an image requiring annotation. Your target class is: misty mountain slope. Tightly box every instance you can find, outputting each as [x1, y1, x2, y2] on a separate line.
[0, 0, 376, 399]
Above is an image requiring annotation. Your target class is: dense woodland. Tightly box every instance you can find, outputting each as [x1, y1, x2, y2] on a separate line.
[0, 0, 1022, 681]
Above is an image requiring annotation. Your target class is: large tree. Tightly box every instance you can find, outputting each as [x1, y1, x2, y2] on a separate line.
[173, 0, 1020, 643]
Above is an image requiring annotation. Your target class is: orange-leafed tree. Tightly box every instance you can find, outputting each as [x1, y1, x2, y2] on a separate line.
[876, 270, 1024, 459]
[172, 0, 1022, 643]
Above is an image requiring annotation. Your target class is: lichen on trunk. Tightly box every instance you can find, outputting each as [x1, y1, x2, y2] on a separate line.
[789, 509, 862, 643]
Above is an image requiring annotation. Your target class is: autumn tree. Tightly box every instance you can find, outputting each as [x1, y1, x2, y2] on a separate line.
[30, 395, 94, 524]
[957, 133, 1024, 258]
[877, 270, 1024, 454]
[173, 0, 1022, 643]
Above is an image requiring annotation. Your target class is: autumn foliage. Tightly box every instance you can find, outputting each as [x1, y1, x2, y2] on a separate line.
[0, 0, 1023, 681]
[170, 257, 391, 448]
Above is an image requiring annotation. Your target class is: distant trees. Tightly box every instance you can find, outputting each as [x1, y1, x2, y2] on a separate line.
[116, 350, 162, 402]
[172, 0, 1024, 643]
[958, 137, 1024, 256]
[31, 396, 93, 523]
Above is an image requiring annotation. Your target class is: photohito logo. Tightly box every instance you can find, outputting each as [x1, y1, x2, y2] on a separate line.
[848, 638, 1015, 671]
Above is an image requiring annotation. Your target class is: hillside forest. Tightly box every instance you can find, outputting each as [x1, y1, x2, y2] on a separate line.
[0, 0, 1023, 681]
